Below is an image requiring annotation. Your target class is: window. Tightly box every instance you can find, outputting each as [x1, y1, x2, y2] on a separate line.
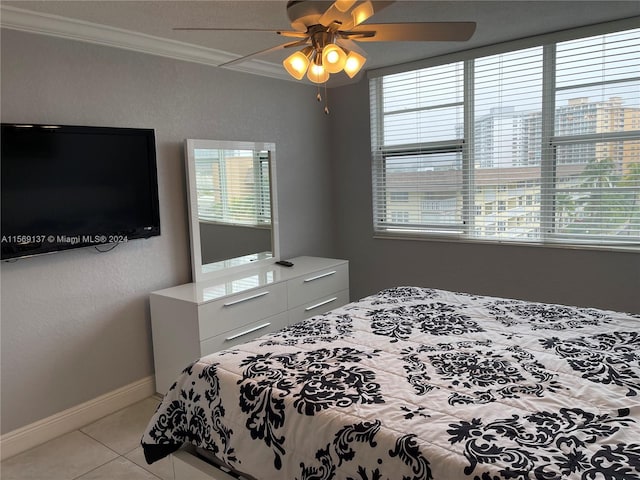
[370, 26, 640, 249]
[194, 148, 271, 226]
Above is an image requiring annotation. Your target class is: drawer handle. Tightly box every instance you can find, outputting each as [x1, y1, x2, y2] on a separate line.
[225, 322, 271, 341]
[305, 297, 338, 312]
[303, 271, 337, 283]
[223, 291, 269, 307]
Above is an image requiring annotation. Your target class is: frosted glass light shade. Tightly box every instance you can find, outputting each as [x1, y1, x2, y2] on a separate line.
[307, 62, 330, 83]
[344, 51, 367, 78]
[351, 1, 374, 26]
[335, 0, 357, 12]
[283, 49, 311, 80]
[321, 44, 347, 73]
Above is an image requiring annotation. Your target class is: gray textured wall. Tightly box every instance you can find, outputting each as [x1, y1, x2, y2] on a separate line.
[329, 78, 640, 313]
[0, 29, 335, 433]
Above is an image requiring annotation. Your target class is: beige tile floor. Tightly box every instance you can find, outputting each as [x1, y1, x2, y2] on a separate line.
[1, 397, 174, 480]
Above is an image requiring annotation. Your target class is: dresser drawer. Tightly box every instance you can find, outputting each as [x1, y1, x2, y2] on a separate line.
[198, 283, 287, 340]
[289, 289, 350, 325]
[200, 311, 289, 356]
[287, 262, 348, 308]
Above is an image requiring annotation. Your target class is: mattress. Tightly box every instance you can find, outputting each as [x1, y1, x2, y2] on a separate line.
[141, 286, 640, 479]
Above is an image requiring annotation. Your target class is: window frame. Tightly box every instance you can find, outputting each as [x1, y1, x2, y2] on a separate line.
[369, 22, 640, 252]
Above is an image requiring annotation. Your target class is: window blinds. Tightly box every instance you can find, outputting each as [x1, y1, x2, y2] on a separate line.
[370, 27, 640, 248]
[472, 46, 544, 241]
[551, 30, 640, 244]
[194, 149, 271, 227]
[371, 62, 465, 233]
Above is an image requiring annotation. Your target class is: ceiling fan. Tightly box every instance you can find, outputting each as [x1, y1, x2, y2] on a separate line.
[175, 0, 476, 111]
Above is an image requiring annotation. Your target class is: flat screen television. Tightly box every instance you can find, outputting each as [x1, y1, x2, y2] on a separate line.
[1, 123, 161, 260]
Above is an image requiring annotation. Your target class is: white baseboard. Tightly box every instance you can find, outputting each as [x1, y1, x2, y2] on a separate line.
[0, 375, 155, 461]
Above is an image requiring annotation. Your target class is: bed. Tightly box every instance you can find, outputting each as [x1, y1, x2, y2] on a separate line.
[141, 286, 640, 479]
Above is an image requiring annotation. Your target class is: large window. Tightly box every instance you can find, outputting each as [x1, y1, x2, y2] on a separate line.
[370, 26, 640, 249]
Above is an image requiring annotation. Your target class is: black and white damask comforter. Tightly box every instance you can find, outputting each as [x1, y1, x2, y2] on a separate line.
[141, 287, 640, 479]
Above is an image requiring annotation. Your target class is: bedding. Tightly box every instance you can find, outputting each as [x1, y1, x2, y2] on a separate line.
[141, 286, 640, 479]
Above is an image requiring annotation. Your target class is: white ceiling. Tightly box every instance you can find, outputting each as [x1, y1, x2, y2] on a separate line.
[2, 1, 640, 86]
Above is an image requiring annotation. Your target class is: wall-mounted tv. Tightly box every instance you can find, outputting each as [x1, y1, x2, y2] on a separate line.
[1, 124, 161, 260]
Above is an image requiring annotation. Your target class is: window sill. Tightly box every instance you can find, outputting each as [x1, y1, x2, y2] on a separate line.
[373, 231, 640, 254]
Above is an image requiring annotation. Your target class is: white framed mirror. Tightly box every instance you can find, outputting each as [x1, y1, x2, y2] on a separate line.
[184, 139, 279, 282]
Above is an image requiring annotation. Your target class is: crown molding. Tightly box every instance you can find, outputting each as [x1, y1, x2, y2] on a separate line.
[0, 5, 290, 82]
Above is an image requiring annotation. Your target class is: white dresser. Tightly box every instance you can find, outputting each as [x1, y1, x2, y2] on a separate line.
[150, 256, 349, 393]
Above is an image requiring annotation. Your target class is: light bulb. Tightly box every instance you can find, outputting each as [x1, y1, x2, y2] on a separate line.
[343, 51, 367, 78]
[321, 43, 347, 73]
[307, 62, 330, 84]
[282, 48, 312, 80]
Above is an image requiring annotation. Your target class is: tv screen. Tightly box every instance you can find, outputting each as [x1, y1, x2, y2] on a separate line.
[1, 124, 161, 260]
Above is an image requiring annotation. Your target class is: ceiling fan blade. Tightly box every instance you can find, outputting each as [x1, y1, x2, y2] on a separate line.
[174, 26, 307, 39]
[174, 27, 284, 32]
[345, 22, 477, 42]
[218, 39, 309, 68]
[337, 38, 367, 56]
[368, 1, 396, 14]
[277, 31, 311, 39]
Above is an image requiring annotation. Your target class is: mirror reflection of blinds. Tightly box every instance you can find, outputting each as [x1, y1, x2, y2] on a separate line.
[370, 27, 640, 248]
[194, 149, 271, 226]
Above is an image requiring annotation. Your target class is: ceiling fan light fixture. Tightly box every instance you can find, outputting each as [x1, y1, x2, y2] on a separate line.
[351, 1, 374, 26]
[344, 50, 367, 78]
[307, 61, 330, 84]
[283, 46, 313, 80]
[176, 1, 477, 109]
[321, 43, 347, 73]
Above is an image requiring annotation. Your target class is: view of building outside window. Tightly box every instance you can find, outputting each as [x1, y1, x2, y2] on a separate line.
[372, 27, 640, 247]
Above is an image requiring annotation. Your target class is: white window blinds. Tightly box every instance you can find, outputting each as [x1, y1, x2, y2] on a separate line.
[551, 30, 640, 244]
[194, 149, 271, 226]
[371, 62, 465, 234]
[370, 26, 640, 249]
[472, 46, 544, 241]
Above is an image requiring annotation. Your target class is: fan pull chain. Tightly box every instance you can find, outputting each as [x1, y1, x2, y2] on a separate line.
[324, 83, 329, 115]
[314, 84, 329, 115]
